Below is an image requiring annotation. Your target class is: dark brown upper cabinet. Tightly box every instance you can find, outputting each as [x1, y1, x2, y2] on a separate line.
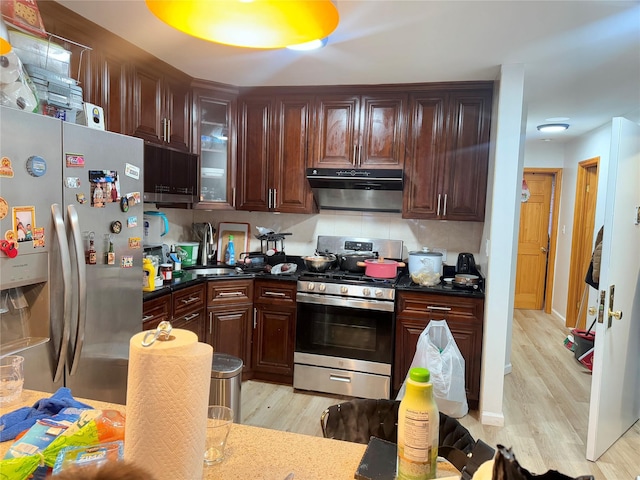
[403, 85, 492, 221]
[312, 93, 407, 169]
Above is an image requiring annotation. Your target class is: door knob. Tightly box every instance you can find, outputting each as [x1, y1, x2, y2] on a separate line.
[588, 306, 597, 316]
[608, 309, 623, 320]
[540, 246, 548, 253]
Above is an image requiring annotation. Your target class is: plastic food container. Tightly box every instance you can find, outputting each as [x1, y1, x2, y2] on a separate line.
[176, 242, 200, 267]
[408, 249, 443, 286]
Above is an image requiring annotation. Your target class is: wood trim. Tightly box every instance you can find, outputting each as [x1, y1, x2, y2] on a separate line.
[523, 167, 562, 314]
[567, 157, 599, 328]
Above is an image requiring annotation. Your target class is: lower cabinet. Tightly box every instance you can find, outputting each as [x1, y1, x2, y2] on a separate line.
[206, 280, 254, 378]
[143, 284, 206, 342]
[394, 291, 484, 409]
[252, 279, 297, 384]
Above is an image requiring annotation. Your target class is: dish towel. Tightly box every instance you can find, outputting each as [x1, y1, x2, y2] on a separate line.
[0, 387, 93, 441]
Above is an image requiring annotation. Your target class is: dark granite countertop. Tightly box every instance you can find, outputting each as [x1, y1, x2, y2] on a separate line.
[395, 274, 485, 299]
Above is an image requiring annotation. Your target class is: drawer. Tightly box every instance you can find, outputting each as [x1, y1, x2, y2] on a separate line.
[173, 284, 206, 317]
[207, 279, 253, 306]
[254, 280, 296, 305]
[143, 292, 172, 327]
[396, 292, 483, 322]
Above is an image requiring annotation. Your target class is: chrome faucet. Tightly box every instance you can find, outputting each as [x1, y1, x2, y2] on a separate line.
[200, 222, 215, 266]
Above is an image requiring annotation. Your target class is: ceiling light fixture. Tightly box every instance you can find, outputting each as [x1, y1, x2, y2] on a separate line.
[145, 0, 339, 49]
[286, 37, 328, 51]
[537, 123, 570, 133]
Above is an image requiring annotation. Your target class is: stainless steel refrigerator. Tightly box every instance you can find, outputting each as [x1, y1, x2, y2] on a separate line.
[0, 106, 144, 405]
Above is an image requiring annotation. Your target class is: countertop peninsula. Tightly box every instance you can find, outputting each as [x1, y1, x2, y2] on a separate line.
[1, 389, 461, 480]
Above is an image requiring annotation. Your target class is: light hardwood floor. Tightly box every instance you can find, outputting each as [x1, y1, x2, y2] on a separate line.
[242, 309, 639, 479]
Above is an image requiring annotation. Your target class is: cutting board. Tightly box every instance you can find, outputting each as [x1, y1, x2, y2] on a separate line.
[217, 222, 250, 263]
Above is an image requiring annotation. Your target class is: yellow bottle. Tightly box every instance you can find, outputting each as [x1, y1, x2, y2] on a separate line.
[397, 367, 439, 480]
[142, 257, 156, 292]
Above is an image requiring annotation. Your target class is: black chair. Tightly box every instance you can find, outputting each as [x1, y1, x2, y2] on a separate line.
[320, 398, 476, 454]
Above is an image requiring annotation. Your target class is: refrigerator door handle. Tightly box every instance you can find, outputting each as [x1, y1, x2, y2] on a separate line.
[67, 205, 87, 376]
[51, 204, 72, 383]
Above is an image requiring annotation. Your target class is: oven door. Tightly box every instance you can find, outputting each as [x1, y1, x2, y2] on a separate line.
[295, 292, 394, 364]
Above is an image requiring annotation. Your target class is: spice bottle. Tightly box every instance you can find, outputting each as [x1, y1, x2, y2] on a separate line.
[397, 367, 439, 480]
[87, 238, 97, 265]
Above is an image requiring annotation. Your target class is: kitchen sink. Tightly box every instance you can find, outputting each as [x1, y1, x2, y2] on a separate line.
[187, 267, 236, 276]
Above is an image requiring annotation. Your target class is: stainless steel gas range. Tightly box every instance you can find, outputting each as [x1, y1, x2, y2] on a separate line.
[293, 236, 403, 399]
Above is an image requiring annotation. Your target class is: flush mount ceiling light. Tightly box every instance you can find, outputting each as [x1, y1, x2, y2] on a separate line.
[537, 123, 570, 133]
[145, 0, 339, 49]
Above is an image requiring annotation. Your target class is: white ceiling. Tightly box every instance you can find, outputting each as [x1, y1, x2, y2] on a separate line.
[56, 0, 640, 145]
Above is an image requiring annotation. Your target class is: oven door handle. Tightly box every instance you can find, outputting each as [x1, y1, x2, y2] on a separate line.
[296, 292, 395, 312]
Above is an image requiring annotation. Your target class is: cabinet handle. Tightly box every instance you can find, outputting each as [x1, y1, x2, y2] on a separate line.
[329, 375, 351, 383]
[183, 312, 199, 322]
[209, 311, 212, 335]
[167, 118, 171, 143]
[273, 189, 277, 209]
[268, 188, 272, 209]
[427, 306, 451, 312]
[142, 314, 153, 322]
[437, 194, 442, 216]
[443, 193, 447, 217]
[352, 145, 357, 166]
[253, 308, 257, 329]
[232, 187, 236, 207]
[265, 291, 286, 297]
[358, 144, 362, 167]
[180, 296, 200, 305]
[218, 291, 244, 297]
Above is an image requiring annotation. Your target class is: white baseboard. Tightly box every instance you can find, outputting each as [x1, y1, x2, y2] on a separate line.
[504, 363, 512, 375]
[481, 410, 505, 426]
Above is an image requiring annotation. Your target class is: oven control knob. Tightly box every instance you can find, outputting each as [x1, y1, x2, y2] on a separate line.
[307, 282, 315, 291]
[362, 288, 371, 296]
[340, 286, 348, 294]
[375, 289, 384, 298]
[319, 284, 326, 292]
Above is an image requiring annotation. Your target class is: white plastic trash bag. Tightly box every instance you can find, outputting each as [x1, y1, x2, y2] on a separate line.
[396, 319, 469, 417]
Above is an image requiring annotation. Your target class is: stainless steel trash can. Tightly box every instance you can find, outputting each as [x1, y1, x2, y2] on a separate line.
[209, 353, 243, 423]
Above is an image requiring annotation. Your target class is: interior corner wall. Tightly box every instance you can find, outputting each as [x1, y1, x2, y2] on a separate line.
[479, 63, 525, 426]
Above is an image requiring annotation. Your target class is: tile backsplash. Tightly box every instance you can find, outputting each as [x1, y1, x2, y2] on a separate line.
[145, 205, 483, 265]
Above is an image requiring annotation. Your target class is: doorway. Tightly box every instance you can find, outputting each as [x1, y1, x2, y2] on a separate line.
[514, 169, 562, 312]
[566, 158, 599, 329]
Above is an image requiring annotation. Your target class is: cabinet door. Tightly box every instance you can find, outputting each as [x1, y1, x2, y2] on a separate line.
[441, 90, 492, 221]
[359, 94, 406, 168]
[163, 70, 191, 151]
[173, 284, 206, 319]
[312, 95, 360, 168]
[252, 306, 295, 380]
[271, 95, 317, 213]
[142, 293, 172, 330]
[236, 96, 272, 211]
[207, 305, 253, 377]
[131, 63, 163, 143]
[193, 87, 237, 209]
[403, 93, 447, 218]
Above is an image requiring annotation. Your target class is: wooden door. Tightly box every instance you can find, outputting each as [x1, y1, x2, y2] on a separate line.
[359, 94, 407, 168]
[209, 305, 253, 376]
[514, 172, 554, 309]
[252, 307, 295, 377]
[236, 96, 272, 211]
[402, 93, 447, 218]
[441, 90, 492, 221]
[272, 95, 317, 213]
[566, 159, 599, 328]
[587, 117, 640, 460]
[312, 94, 360, 168]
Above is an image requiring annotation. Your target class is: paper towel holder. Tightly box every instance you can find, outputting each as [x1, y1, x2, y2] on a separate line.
[142, 320, 174, 347]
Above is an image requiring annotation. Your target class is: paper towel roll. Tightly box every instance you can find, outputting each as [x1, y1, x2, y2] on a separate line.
[0, 51, 20, 84]
[124, 329, 213, 480]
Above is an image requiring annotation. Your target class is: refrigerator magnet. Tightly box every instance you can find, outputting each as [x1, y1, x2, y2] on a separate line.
[66, 154, 85, 167]
[32, 227, 45, 248]
[125, 163, 140, 180]
[0, 197, 8, 219]
[130, 192, 141, 204]
[26, 156, 47, 177]
[4, 230, 17, 242]
[76, 193, 86, 204]
[65, 177, 81, 188]
[0, 157, 15, 178]
[110, 221, 122, 234]
[121, 255, 133, 268]
[127, 216, 137, 228]
[128, 237, 141, 249]
[120, 196, 129, 212]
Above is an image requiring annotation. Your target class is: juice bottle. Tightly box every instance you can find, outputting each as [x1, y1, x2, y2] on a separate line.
[397, 367, 439, 480]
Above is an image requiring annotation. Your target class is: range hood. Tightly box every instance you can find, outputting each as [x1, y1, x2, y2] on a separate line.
[306, 168, 403, 213]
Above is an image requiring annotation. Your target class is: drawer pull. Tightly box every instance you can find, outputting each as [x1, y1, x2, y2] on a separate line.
[427, 306, 451, 311]
[265, 291, 286, 297]
[183, 312, 199, 322]
[329, 375, 351, 383]
[180, 296, 200, 305]
[218, 291, 244, 298]
[142, 314, 154, 322]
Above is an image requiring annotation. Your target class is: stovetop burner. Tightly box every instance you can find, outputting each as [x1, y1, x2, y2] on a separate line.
[298, 269, 400, 285]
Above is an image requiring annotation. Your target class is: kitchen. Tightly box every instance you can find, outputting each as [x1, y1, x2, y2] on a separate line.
[0, 0, 638, 476]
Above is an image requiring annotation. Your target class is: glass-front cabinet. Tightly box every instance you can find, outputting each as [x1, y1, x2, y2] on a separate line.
[192, 83, 238, 209]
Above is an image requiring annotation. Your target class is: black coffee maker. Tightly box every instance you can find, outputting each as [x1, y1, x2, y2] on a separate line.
[456, 253, 477, 274]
